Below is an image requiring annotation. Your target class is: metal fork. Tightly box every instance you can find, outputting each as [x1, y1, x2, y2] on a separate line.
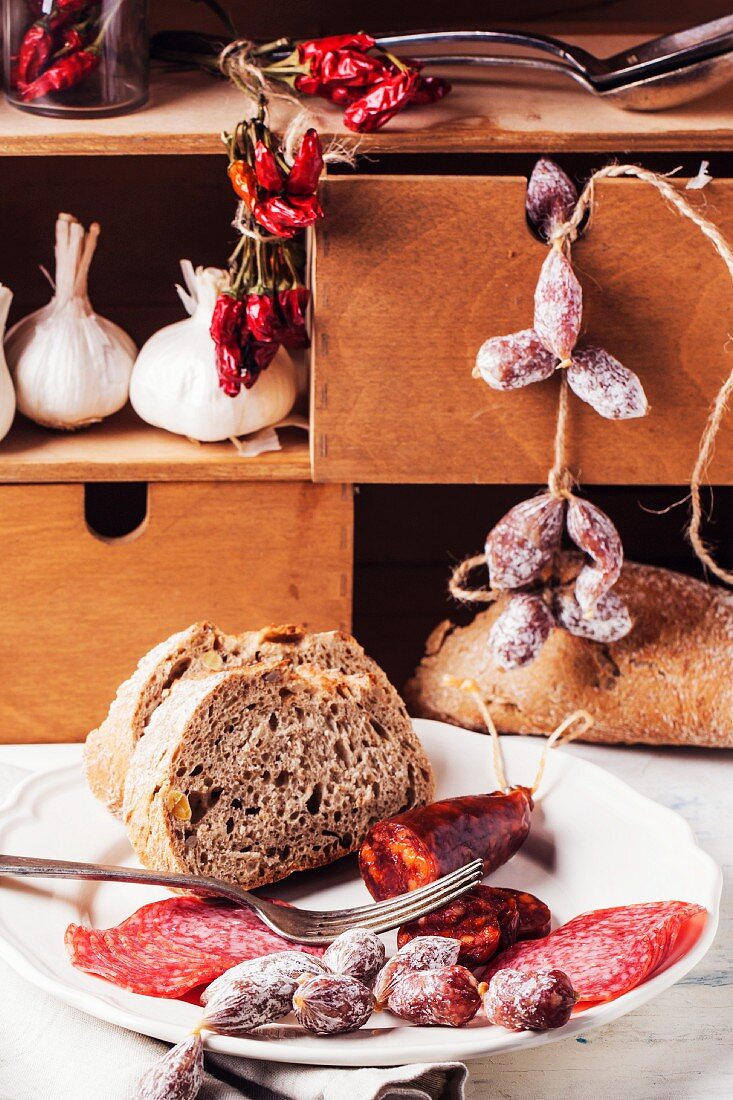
[0, 853, 484, 944]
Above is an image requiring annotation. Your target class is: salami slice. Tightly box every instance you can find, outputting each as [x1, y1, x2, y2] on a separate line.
[485, 901, 706, 1002]
[65, 896, 324, 998]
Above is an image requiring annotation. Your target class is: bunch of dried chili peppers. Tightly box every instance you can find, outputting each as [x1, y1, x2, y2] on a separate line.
[210, 102, 322, 396]
[11, 0, 108, 102]
[260, 33, 451, 132]
[151, 30, 451, 133]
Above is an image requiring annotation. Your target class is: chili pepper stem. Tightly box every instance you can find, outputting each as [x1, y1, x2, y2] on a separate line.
[382, 49, 409, 72]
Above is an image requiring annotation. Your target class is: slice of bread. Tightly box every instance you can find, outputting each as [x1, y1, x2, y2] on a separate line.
[122, 661, 435, 890]
[406, 556, 733, 748]
[85, 623, 405, 817]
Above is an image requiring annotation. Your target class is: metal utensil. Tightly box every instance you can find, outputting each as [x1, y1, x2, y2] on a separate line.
[375, 18, 733, 110]
[0, 853, 484, 944]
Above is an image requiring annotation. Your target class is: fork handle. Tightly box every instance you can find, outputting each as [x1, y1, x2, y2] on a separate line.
[0, 853, 255, 908]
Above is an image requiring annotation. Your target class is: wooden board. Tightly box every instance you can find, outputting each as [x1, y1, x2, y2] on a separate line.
[312, 174, 733, 484]
[0, 408, 311, 483]
[0, 35, 731, 156]
[0, 480, 353, 742]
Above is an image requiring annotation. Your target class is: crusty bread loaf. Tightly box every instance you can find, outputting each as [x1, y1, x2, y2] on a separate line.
[123, 661, 435, 889]
[85, 622, 405, 816]
[406, 557, 733, 748]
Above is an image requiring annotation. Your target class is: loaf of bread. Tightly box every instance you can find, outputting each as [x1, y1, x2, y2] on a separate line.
[85, 622, 404, 816]
[406, 558, 733, 748]
[123, 661, 435, 890]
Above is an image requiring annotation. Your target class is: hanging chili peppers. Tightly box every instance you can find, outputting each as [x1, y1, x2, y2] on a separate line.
[210, 107, 320, 397]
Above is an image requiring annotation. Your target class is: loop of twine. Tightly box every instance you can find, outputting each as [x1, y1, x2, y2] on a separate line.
[448, 553, 498, 605]
[441, 674, 594, 797]
[551, 163, 733, 583]
[443, 676, 509, 791]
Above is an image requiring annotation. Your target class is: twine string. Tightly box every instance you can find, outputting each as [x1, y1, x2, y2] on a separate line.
[531, 709, 594, 795]
[442, 675, 509, 791]
[547, 372, 575, 500]
[551, 163, 733, 582]
[448, 553, 497, 605]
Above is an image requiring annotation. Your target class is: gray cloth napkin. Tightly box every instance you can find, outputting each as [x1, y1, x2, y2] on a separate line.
[0, 764, 467, 1100]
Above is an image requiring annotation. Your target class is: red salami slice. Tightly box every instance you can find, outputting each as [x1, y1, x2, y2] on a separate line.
[485, 901, 706, 1002]
[65, 896, 325, 998]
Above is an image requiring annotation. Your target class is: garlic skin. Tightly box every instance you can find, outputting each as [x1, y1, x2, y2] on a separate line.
[5, 215, 136, 431]
[130, 262, 298, 443]
[0, 286, 16, 442]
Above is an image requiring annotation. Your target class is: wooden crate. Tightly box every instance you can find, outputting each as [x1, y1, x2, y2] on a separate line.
[312, 175, 733, 484]
[0, 480, 353, 742]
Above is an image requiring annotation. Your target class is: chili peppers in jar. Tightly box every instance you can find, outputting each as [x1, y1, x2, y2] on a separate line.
[4, 0, 148, 117]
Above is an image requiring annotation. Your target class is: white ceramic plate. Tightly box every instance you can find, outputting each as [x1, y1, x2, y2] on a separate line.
[0, 720, 721, 1066]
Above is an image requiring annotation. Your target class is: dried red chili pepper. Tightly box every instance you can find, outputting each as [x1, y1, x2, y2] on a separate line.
[211, 294, 245, 347]
[227, 160, 257, 207]
[411, 75, 451, 105]
[254, 142, 284, 194]
[297, 33, 377, 62]
[49, 0, 89, 30]
[19, 47, 100, 101]
[286, 130, 324, 195]
[15, 23, 53, 85]
[210, 293, 245, 394]
[343, 68, 420, 132]
[254, 193, 323, 238]
[245, 293, 284, 344]
[60, 27, 87, 53]
[278, 287, 309, 347]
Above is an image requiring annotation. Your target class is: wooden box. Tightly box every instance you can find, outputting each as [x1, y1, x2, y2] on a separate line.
[0, 479, 352, 742]
[312, 175, 733, 484]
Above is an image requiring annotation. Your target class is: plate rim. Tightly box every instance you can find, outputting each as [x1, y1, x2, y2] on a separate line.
[0, 722, 722, 1066]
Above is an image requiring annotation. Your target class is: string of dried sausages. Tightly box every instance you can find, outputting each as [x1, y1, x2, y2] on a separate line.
[474, 158, 733, 591]
[475, 159, 649, 421]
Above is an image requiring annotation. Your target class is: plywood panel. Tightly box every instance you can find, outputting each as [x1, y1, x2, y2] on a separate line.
[0, 409, 310, 483]
[0, 38, 731, 157]
[0, 480, 352, 741]
[312, 175, 733, 484]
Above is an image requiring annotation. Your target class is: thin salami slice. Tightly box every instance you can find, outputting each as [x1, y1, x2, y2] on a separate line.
[485, 901, 706, 1002]
[65, 896, 324, 998]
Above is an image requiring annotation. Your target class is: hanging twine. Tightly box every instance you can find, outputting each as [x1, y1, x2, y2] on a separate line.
[450, 371, 575, 604]
[547, 372, 575, 501]
[443, 676, 509, 790]
[550, 163, 733, 582]
[531, 709, 594, 795]
[442, 674, 594, 796]
[218, 41, 357, 170]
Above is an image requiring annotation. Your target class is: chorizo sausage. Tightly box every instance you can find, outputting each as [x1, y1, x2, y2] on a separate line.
[396, 885, 550, 967]
[359, 787, 533, 902]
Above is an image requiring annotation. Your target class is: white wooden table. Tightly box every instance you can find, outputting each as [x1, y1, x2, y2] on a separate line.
[1, 742, 730, 1099]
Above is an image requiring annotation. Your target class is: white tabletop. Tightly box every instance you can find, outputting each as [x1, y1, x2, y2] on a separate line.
[1, 741, 731, 1098]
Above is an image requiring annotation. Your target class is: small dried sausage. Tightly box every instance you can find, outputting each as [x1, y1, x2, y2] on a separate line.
[359, 787, 533, 901]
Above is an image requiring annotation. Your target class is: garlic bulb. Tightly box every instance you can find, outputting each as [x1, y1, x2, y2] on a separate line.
[0, 285, 15, 442]
[5, 214, 136, 430]
[130, 261, 298, 443]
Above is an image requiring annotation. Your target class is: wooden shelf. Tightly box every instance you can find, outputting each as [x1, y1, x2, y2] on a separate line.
[0, 34, 731, 156]
[0, 407, 311, 482]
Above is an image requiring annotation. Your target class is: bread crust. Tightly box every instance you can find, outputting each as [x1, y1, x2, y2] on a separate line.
[406, 558, 733, 748]
[123, 662, 435, 889]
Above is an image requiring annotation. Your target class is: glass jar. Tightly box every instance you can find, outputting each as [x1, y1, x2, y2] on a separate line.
[4, 0, 149, 118]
